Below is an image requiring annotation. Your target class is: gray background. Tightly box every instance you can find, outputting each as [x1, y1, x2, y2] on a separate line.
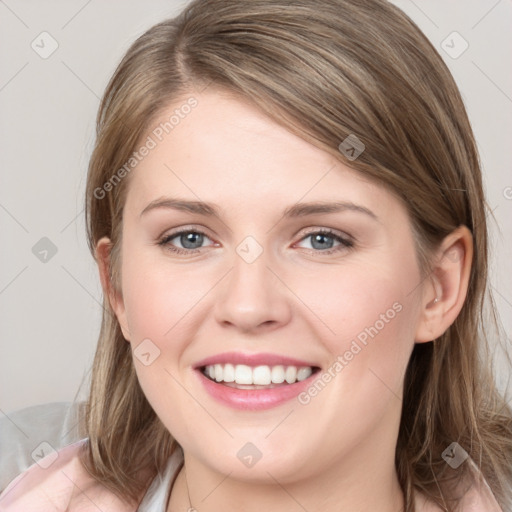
[0, 0, 511, 414]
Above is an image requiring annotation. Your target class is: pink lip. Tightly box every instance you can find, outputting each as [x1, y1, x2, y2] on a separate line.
[196, 370, 318, 410]
[193, 351, 318, 369]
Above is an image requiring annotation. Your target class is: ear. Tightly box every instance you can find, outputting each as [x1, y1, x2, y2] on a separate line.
[95, 236, 131, 342]
[415, 225, 473, 343]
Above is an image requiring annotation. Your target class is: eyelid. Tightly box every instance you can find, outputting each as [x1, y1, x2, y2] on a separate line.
[297, 226, 353, 242]
[158, 224, 214, 242]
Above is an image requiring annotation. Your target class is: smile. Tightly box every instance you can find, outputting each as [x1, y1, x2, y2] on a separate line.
[194, 352, 321, 410]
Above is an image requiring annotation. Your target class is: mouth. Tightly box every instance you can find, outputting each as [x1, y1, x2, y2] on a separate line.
[193, 352, 322, 410]
[200, 363, 321, 389]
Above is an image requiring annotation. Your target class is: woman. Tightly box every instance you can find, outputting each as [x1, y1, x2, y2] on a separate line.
[1, 0, 511, 510]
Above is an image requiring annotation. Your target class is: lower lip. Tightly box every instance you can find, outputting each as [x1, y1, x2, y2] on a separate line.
[196, 370, 317, 410]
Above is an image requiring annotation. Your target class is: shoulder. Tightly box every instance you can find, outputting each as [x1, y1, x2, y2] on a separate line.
[0, 439, 137, 512]
[414, 491, 443, 512]
[414, 463, 504, 512]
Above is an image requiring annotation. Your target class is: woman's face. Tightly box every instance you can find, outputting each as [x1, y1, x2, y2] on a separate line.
[110, 89, 427, 484]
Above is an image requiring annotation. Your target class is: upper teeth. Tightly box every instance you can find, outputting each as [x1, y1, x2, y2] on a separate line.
[204, 364, 313, 385]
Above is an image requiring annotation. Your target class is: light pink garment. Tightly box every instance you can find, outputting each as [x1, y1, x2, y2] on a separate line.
[0, 439, 137, 511]
[450, 458, 504, 512]
[0, 439, 183, 511]
[0, 439, 504, 511]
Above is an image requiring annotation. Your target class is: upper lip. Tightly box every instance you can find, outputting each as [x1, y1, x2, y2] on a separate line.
[194, 351, 320, 369]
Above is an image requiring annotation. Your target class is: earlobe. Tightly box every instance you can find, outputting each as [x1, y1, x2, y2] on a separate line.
[415, 226, 473, 343]
[95, 236, 131, 341]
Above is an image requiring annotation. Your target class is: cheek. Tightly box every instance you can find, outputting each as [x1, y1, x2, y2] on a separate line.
[119, 250, 213, 434]
[287, 260, 420, 456]
[293, 255, 420, 384]
[121, 248, 213, 345]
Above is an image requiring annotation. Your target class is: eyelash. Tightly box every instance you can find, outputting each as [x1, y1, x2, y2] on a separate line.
[157, 228, 354, 256]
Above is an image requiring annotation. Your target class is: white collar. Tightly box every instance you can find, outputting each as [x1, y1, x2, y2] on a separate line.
[137, 445, 184, 512]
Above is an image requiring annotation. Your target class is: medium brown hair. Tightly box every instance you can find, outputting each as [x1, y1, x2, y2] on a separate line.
[81, 0, 512, 510]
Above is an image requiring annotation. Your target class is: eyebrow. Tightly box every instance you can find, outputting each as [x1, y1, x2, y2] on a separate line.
[140, 197, 378, 221]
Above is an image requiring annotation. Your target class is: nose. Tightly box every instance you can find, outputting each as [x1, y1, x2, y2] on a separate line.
[214, 247, 292, 333]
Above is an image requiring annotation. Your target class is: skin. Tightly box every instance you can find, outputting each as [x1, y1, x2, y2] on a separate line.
[96, 89, 473, 512]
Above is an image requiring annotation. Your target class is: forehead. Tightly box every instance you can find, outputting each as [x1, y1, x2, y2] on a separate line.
[123, 90, 402, 222]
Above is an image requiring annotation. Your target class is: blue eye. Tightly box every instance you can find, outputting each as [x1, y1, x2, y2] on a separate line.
[158, 229, 214, 255]
[296, 229, 354, 254]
